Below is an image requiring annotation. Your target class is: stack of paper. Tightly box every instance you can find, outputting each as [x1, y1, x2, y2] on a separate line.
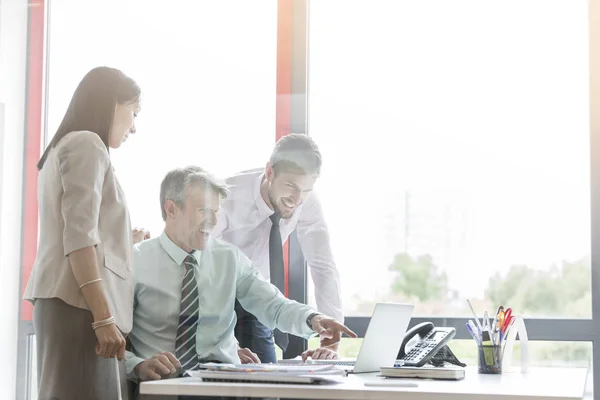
[185, 363, 347, 385]
[197, 362, 346, 375]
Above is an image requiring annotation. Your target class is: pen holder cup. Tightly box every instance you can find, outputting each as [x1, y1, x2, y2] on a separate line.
[478, 344, 502, 374]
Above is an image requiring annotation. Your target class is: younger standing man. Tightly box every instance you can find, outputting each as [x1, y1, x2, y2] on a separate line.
[212, 134, 343, 363]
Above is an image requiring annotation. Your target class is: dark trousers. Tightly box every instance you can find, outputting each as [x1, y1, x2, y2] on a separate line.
[234, 300, 277, 364]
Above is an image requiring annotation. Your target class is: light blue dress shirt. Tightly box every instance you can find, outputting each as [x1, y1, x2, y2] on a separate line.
[125, 231, 316, 378]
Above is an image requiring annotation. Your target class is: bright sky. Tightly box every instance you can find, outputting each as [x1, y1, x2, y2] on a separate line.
[46, 0, 591, 312]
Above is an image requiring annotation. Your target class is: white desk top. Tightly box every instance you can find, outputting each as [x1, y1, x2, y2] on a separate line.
[139, 367, 588, 400]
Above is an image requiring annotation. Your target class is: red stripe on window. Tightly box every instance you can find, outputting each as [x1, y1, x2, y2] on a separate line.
[276, 0, 293, 297]
[21, 0, 45, 321]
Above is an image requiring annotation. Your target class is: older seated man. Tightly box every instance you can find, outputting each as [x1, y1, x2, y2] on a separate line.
[125, 166, 355, 400]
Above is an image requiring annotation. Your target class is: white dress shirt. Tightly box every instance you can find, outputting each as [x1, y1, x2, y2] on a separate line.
[125, 231, 316, 378]
[212, 168, 343, 323]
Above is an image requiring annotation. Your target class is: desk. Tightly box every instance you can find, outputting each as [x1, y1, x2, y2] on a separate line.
[140, 367, 588, 400]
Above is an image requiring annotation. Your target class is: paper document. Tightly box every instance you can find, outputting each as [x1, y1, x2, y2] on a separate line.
[197, 362, 346, 375]
[187, 370, 345, 385]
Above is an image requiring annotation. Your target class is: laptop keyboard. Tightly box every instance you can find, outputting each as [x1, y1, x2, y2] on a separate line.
[310, 360, 356, 366]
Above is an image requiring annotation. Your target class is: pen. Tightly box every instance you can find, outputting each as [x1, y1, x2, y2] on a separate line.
[466, 299, 484, 334]
[492, 329, 499, 346]
[491, 313, 500, 345]
[468, 319, 481, 338]
[492, 305, 503, 333]
[469, 320, 482, 345]
[465, 322, 481, 345]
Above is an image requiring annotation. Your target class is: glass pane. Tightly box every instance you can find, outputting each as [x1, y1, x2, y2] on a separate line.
[308, 337, 592, 368]
[2, 1, 39, 398]
[46, 0, 277, 235]
[309, 0, 591, 318]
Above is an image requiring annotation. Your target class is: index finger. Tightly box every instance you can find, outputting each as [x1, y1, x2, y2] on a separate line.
[117, 339, 126, 360]
[339, 324, 357, 338]
[162, 352, 182, 370]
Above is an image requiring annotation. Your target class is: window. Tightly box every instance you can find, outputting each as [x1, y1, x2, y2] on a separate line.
[308, 1, 591, 323]
[46, 0, 277, 235]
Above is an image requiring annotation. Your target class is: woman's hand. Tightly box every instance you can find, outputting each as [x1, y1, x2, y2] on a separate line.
[94, 323, 126, 360]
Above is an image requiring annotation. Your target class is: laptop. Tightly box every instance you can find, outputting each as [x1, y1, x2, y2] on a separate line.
[279, 302, 414, 373]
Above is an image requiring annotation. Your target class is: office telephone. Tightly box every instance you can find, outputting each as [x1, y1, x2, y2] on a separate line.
[398, 322, 465, 368]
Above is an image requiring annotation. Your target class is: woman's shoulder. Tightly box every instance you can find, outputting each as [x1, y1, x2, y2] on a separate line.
[57, 130, 108, 154]
[54, 130, 110, 164]
[53, 131, 110, 174]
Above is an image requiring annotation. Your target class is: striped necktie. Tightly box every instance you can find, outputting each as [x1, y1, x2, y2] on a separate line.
[176, 254, 200, 372]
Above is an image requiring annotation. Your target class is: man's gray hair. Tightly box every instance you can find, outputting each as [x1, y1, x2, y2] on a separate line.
[160, 166, 229, 221]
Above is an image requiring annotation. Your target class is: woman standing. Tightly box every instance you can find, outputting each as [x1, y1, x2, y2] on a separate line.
[24, 66, 141, 400]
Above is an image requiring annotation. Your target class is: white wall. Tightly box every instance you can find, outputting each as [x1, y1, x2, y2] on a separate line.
[0, 0, 29, 397]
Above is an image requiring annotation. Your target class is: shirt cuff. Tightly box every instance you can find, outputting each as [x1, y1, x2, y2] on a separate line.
[125, 352, 145, 381]
[302, 309, 319, 338]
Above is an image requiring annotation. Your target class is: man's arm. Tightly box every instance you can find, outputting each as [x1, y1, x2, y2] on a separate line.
[296, 193, 344, 323]
[234, 246, 357, 360]
[125, 247, 183, 381]
[234, 249, 316, 338]
[125, 350, 181, 381]
[125, 251, 146, 381]
[125, 350, 146, 381]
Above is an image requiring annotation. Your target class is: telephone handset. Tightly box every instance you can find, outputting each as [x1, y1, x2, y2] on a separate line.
[397, 322, 458, 367]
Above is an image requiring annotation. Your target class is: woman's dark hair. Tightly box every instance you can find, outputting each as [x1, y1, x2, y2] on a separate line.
[37, 66, 141, 170]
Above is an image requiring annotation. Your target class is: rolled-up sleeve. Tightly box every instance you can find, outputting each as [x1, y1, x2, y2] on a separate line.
[58, 131, 110, 256]
[235, 249, 315, 339]
[125, 350, 145, 381]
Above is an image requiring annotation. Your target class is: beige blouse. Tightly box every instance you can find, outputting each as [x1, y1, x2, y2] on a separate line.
[24, 130, 134, 333]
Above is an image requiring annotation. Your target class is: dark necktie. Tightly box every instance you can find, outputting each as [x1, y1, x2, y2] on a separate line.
[175, 254, 200, 372]
[269, 213, 289, 352]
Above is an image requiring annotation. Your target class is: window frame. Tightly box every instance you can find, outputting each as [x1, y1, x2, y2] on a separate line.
[16, 0, 47, 399]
